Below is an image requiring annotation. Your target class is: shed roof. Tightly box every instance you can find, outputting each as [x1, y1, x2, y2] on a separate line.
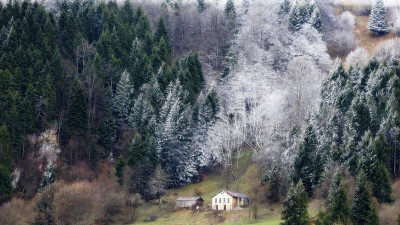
[176, 197, 203, 201]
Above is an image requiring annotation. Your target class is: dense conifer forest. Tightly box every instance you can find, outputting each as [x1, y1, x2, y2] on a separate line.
[1, 0, 400, 224]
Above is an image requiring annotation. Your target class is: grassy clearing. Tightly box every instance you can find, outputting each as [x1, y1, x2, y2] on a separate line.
[353, 15, 396, 55]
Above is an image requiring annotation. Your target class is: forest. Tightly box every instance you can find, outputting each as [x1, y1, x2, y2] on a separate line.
[0, 0, 400, 224]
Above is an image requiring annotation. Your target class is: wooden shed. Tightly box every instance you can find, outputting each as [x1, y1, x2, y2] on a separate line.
[176, 197, 204, 208]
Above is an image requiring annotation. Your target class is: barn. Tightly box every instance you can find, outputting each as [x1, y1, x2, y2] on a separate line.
[175, 197, 204, 208]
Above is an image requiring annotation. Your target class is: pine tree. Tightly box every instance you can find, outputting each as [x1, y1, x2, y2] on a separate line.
[288, 3, 303, 32]
[148, 165, 168, 208]
[157, 80, 196, 186]
[0, 165, 12, 205]
[129, 93, 154, 130]
[293, 124, 321, 196]
[368, 0, 388, 34]
[115, 157, 126, 186]
[40, 164, 55, 190]
[281, 181, 310, 225]
[60, 80, 88, 145]
[197, 0, 206, 13]
[225, 0, 237, 33]
[221, 44, 238, 78]
[154, 17, 171, 63]
[279, 0, 291, 14]
[113, 70, 134, 126]
[352, 174, 379, 225]
[327, 173, 351, 224]
[310, 7, 322, 32]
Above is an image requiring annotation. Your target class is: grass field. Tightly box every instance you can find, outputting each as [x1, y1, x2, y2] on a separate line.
[130, 150, 327, 225]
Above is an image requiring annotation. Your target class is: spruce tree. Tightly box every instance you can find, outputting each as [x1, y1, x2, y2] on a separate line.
[0, 165, 12, 204]
[113, 70, 134, 126]
[225, 0, 237, 33]
[281, 181, 310, 225]
[279, 0, 291, 14]
[352, 175, 379, 225]
[293, 125, 321, 196]
[368, 0, 388, 34]
[197, 0, 206, 13]
[288, 3, 302, 32]
[327, 173, 351, 224]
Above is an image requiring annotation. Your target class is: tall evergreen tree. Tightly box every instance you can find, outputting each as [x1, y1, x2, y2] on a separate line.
[113, 70, 134, 126]
[281, 181, 310, 225]
[352, 175, 379, 225]
[327, 173, 351, 224]
[368, 0, 388, 34]
[293, 124, 322, 196]
[225, 0, 237, 33]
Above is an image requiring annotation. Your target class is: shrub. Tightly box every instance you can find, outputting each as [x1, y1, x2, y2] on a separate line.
[374, 38, 400, 61]
[329, 30, 356, 57]
[0, 199, 32, 225]
[346, 47, 369, 67]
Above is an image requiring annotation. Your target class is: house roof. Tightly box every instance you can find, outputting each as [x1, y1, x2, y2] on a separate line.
[176, 197, 203, 201]
[215, 190, 250, 198]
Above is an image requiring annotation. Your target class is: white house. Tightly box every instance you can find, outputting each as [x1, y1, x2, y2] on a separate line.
[211, 190, 250, 211]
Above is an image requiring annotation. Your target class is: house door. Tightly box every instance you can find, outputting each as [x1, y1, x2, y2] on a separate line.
[216, 205, 218, 210]
[224, 205, 226, 210]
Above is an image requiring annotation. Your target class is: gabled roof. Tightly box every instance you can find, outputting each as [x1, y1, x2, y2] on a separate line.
[215, 190, 250, 198]
[176, 196, 203, 201]
[226, 190, 249, 198]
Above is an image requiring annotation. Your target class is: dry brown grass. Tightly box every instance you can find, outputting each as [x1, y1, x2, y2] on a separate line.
[0, 198, 34, 225]
[353, 15, 396, 55]
[378, 180, 400, 225]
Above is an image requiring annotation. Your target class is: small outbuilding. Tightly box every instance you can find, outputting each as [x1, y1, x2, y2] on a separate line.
[212, 190, 250, 211]
[176, 196, 204, 209]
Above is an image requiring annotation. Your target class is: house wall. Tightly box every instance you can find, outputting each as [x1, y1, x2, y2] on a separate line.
[211, 191, 234, 210]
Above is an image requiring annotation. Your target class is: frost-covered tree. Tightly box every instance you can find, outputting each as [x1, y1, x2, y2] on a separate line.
[221, 44, 238, 78]
[225, 0, 237, 33]
[368, 0, 388, 34]
[129, 93, 154, 130]
[281, 181, 309, 225]
[157, 80, 196, 186]
[197, 0, 206, 13]
[148, 165, 168, 208]
[289, 3, 303, 32]
[113, 70, 134, 126]
[279, 0, 291, 14]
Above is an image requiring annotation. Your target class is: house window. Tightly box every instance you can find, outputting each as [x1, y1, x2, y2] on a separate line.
[228, 198, 230, 203]
[215, 198, 217, 204]
[219, 198, 221, 203]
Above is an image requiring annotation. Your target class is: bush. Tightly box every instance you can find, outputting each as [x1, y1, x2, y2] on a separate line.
[346, 47, 369, 67]
[329, 30, 356, 57]
[374, 38, 400, 61]
[340, 11, 355, 30]
[0, 199, 32, 225]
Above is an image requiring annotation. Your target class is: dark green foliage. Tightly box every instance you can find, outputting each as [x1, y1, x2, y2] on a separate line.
[175, 52, 205, 104]
[352, 175, 379, 225]
[371, 162, 393, 203]
[97, 116, 116, 152]
[327, 174, 351, 224]
[154, 17, 171, 64]
[281, 181, 309, 225]
[60, 80, 88, 145]
[264, 165, 281, 203]
[351, 98, 371, 142]
[115, 157, 126, 186]
[0, 165, 12, 204]
[293, 125, 322, 196]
